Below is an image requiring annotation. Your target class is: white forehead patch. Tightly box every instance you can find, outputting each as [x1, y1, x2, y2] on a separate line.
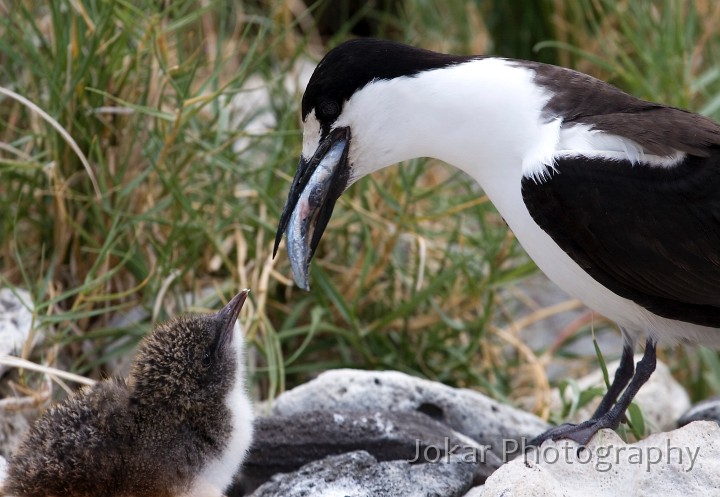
[302, 110, 322, 160]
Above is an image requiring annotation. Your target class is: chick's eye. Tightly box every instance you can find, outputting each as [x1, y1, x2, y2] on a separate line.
[202, 351, 212, 367]
[318, 100, 340, 118]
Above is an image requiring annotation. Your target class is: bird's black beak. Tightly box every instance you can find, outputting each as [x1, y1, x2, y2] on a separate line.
[215, 289, 249, 351]
[273, 127, 351, 290]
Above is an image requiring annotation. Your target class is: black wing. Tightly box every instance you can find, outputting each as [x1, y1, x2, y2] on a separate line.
[522, 150, 720, 327]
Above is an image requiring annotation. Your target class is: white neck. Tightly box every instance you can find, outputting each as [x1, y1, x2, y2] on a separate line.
[337, 58, 558, 199]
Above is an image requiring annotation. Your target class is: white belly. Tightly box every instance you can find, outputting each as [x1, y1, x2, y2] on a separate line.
[477, 170, 720, 347]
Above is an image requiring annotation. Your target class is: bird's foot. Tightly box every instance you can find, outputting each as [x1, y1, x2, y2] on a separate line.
[530, 338, 656, 449]
[529, 414, 618, 448]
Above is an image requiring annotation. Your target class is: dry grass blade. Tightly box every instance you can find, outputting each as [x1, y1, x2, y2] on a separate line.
[0, 86, 101, 199]
[0, 355, 96, 387]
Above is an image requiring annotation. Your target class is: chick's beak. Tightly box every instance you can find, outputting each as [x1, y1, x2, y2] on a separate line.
[215, 289, 249, 350]
[273, 127, 351, 290]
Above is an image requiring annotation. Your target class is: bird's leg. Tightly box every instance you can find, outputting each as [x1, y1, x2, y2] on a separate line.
[529, 338, 656, 447]
[588, 341, 635, 420]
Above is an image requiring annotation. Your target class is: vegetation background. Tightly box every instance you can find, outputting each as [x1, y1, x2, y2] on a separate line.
[2, 0, 720, 430]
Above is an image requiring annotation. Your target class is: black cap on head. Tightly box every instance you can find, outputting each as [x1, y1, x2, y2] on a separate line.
[302, 38, 470, 131]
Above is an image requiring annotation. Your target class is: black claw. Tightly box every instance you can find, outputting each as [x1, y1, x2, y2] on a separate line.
[529, 416, 615, 447]
[530, 337, 657, 448]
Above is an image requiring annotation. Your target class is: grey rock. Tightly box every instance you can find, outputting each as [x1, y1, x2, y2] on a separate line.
[238, 409, 497, 493]
[249, 450, 475, 497]
[678, 397, 720, 427]
[463, 487, 485, 497]
[474, 421, 720, 497]
[0, 407, 35, 460]
[0, 373, 51, 459]
[0, 454, 7, 488]
[270, 369, 548, 462]
[0, 288, 51, 460]
[0, 288, 37, 376]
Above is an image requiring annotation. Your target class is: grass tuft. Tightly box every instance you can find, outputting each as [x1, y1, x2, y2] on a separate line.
[1, 0, 719, 428]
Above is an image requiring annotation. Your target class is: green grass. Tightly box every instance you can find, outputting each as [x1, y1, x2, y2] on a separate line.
[1, 0, 719, 431]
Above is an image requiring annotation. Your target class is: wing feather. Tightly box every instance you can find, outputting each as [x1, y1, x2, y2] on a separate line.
[522, 150, 720, 327]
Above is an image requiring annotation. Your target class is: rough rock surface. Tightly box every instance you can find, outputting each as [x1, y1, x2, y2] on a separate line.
[270, 369, 548, 462]
[250, 450, 475, 497]
[0, 288, 48, 460]
[0, 404, 38, 460]
[470, 421, 720, 497]
[0, 455, 7, 488]
[238, 409, 497, 493]
[0, 288, 36, 376]
[548, 356, 690, 431]
[678, 397, 720, 427]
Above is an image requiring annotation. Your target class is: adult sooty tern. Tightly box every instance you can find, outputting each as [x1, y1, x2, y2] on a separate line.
[274, 38, 720, 446]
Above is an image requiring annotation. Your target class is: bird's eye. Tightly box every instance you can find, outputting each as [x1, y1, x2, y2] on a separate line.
[202, 351, 212, 367]
[318, 100, 340, 118]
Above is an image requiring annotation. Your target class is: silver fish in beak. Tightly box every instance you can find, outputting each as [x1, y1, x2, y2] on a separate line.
[274, 127, 351, 290]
